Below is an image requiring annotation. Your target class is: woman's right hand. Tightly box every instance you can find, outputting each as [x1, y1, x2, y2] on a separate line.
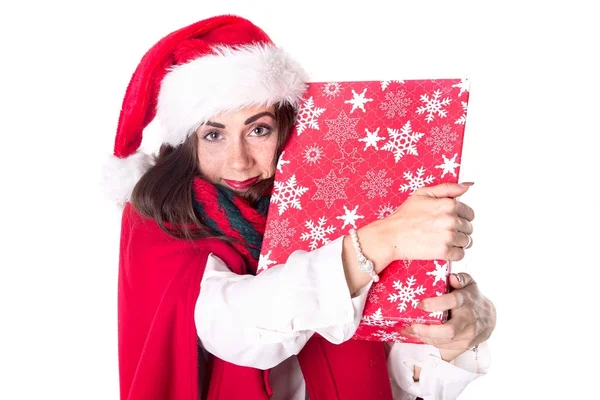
[358, 182, 475, 268]
[342, 182, 475, 294]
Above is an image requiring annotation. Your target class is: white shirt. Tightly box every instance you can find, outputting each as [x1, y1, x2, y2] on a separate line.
[196, 237, 490, 399]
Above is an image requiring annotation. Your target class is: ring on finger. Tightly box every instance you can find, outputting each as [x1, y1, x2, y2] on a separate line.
[462, 234, 473, 250]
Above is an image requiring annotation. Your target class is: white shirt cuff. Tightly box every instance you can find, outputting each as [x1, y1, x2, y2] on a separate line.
[316, 279, 372, 343]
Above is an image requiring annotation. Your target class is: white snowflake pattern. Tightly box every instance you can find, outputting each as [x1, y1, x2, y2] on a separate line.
[296, 97, 326, 135]
[426, 260, 449, 286]
[265, 218, 296, 248]
[455, 101, 468, 125]
[452, 78, 470, 96]
[336, 205, 365, 229]
[399, 167, 435, 194]
[369, 283, 385, 303]
[276, 150, 290, 173]
[361, 170, 394, 199]
[312, 169, 349, 208]
[380, 90, 413, 119]
[388, 276, 426, 312]
[300, 216, 336, 250]
[372, 283, 385, 294]
[361, 308, 399, 327]
[368, 294, 380, 303]
[322, 81, 342, 98]
[271, 174, 309, 215]
[416, 89, 452, 123]
[358, 127, 385, 151]
[376, 203, 397, 220]
[367, 282, 385, 303]
[371, 330, 407, 343]
[332, 147, 364, 174]
[344, 88, 373, 113]
[381, 121, 424, 163]
[435, 153, 460, 178]
[257, 250, 277, 273]
[425, 124, 458, 154]
[324, 110, 360, 148]
[381, 80, 405, 91]
[303, 145, 324, 164]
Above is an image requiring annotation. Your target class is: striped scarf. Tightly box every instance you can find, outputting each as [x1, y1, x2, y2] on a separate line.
[191, 177, 270, 274]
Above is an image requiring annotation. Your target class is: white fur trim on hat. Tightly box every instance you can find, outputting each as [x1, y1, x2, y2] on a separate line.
[156, 43, 309, 146]
[102, 151, 155, 207]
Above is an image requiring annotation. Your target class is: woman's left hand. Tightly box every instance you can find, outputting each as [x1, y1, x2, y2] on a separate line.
[402, 272, 496, 360]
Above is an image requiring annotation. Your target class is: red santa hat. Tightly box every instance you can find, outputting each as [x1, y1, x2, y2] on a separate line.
[104, 15, 308, 206]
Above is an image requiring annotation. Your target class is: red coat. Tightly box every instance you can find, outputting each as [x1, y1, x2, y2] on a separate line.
[118, 203, 393, 399]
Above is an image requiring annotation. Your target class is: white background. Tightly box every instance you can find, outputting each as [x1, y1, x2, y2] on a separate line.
[1, 0, 598, 398]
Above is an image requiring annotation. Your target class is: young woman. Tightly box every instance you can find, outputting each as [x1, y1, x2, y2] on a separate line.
[106, 14, 495, 400]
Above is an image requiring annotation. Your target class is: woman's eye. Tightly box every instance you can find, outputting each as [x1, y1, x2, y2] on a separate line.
[253, 125, 271, 136]
[204, 131, 221, 141]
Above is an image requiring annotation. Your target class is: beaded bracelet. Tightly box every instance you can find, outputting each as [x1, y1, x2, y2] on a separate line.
[349, 229, 379, 282]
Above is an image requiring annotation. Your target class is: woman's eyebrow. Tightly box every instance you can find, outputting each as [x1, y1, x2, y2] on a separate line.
[244, 112, 275, 125]
[204, 112, 275, 128]
[205, 121, 225, 128]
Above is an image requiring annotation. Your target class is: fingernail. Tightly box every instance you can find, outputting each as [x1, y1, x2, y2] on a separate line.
[459, 182, 474, 187]
[417, 301, 428, 311]
[453, 273, 463, 285]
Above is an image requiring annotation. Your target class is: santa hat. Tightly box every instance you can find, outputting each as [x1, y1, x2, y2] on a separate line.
[104, 15, 308, 206]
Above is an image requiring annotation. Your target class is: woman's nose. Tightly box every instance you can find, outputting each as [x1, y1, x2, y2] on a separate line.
[228, 141, 253, 171]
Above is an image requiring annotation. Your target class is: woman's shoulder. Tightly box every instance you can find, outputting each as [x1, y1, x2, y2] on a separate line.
[121, 202, 246, 272]
[121, 202, 209, 248]
[121, 202, 166, 239]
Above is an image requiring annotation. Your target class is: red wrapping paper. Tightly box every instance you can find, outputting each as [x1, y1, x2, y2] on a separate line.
[259, 78, 470, 343]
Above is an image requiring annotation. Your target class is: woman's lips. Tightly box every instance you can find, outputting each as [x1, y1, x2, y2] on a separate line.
[223, 177, 259, 190]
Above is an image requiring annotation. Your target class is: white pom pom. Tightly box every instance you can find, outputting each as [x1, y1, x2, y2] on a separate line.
[102, 151, 154, 207]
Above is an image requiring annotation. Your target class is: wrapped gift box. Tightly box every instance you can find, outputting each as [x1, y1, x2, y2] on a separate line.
[258, 79, 470, 343]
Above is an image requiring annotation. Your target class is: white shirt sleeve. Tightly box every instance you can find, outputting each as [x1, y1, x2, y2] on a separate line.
[195, 236, 371, 370]
[387, 341, 491, 400]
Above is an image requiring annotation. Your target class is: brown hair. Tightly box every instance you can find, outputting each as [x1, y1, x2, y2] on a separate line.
[131, 103, 296, 239]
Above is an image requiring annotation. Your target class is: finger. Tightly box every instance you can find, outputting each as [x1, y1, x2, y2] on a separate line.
[456, 200, 475, 221]
[457, 217, 473, 235]
[418, 289, 469, 312]
[413, 322, 477, 347]
[424, 337, 474, 351]
[447, 246, 465, 261]
[435, 324, 488, 350]
[415, 182, 473, 199]
[404, 317, 472, 341]
[449, 272, 475, 290]
[452, 231, 472, 248]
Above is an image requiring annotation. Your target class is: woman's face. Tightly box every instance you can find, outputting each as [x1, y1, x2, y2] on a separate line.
[195, 105, 279, 192]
